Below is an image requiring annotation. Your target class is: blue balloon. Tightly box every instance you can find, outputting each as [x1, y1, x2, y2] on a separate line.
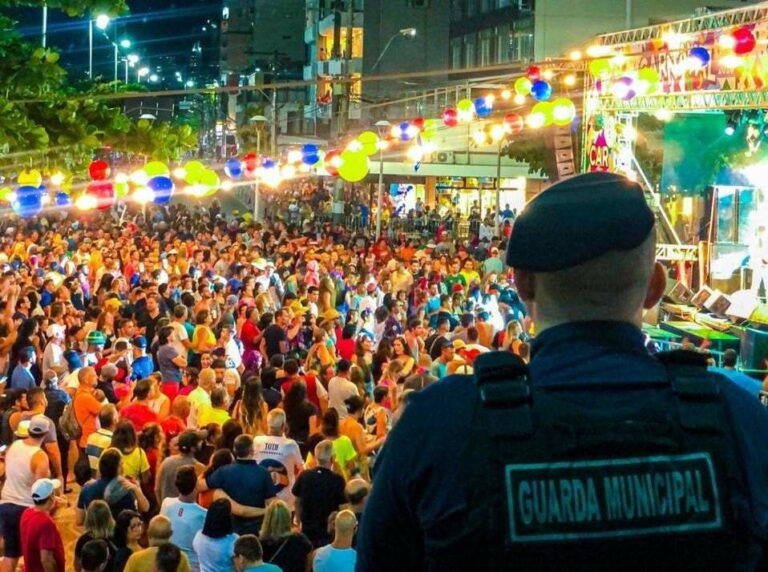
[224, 158, 243, 179]
[689, 46, 710, 67]
[13, 186, 42, 218]
[400, 121, 412, 141]
[303, 154, 320, 166]
[302, 144, 319, 155]
[262, 159, 276, 170]
[148, 176, 175, 205]
[474, 97, 492, 117]
[55, 192, 71, 207]
[531, 80, 552, 101]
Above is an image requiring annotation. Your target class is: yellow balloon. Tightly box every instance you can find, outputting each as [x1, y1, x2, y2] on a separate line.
[589, 58, 611, 78]
[114, 181, 130, 198]
[457, 98, 475, 113]
[144, 161, 170, 177]
[357, 131, 380, 156]
[514, 77, 532, 96]
[532, 102, 553, 127]
[0, 187, 13, 202]
[199, 169, 220, 196]
[338, 150, 369, 183]
[18, 169, 42, 187]
[184, 161, 205, 184]
[551, 98, 576, 126]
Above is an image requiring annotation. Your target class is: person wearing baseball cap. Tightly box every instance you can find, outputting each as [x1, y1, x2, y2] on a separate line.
[19, 478, 65, 572]
[0, 413, 56, 571]
[358, 172, 768, 570]
[130, 336, 154, 381]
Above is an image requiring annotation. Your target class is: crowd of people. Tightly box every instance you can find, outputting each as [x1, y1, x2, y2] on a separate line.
[0, 187, 530, 572]
[0, 175, 765, 572]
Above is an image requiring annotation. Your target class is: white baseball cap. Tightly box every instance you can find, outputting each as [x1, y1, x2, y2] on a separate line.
[31, 478, 61, 502]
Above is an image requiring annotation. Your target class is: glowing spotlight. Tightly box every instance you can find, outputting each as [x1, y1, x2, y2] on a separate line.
[75, 194, 97, 211]
[570, 50, 582, 61]
[172, 167, 187, 179]
[406, 145, 424, 162]
[501, 89, 512, 100]
[526, 112, 546, 129]
[542, 70, 554, 80]
[513, 93, 526, 105]
[719, 34, 737, 50]
[330, 155, 344, 168]
[725, 121, 736, 136]
[484, 94, 496, 105]
[563, 74, 576, 87]
[129, 170, 149, 186]
[472, 130, 487, 146]
[50, 172, 65, 186]
[133, 186, 155, 204]
[586, 44, 613, 58]
[287, 149, 303, 163]
[221, 180, 234, 191]
[490, 124, 506, 142]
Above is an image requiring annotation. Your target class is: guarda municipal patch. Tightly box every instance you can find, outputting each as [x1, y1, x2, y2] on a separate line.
[505, 453, 722, 543]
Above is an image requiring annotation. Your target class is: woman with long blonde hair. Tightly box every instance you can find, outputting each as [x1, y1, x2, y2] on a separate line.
[74, 500, 117, 572]
[258, 500, 313, 572]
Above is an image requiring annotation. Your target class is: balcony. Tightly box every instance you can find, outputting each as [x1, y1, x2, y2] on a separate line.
[303, 64, 316, 81]
[318, 11, 363, 37]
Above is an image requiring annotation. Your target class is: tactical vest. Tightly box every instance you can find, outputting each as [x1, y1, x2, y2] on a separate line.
[427, 350, 761, 571]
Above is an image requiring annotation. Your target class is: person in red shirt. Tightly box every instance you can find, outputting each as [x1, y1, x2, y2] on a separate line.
[119, 378, 158, 432]
[20, 478, 65, 572]
[160, 396, 189, 443]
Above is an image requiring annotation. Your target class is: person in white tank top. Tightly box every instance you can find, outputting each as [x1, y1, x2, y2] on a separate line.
[0, 414, 53, 572]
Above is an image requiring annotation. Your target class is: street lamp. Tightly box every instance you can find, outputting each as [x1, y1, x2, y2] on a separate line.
[137, 67, 149, 82]
[371, 28, 416, 72]
[374, 119, 391, 239]
[120, 39, 131, 49]
[249, 114, 270, 219]
[89, 14, 110, 79]
[149, 73, 159, 83]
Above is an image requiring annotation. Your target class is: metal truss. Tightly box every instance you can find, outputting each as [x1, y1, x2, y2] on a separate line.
[592, 90, 768, 113]
[596, 3, 768, 46]
[656, 244, 699, 262]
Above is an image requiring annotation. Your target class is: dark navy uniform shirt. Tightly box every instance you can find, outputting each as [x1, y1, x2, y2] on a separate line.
[356, 321, 768, 570]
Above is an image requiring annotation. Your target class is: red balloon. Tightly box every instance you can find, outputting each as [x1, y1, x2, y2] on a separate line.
[443, 108, 458, 127]
[733, 27, 756, 55]
[87, 181, 115, 211]
[89, 159, 110, 181]
[243, 152, 259, 171]
[412, 117, 425, 130]
[324, 150, 341, 177]
[503, 113, 524, 136]
[527, 65, 541, 81]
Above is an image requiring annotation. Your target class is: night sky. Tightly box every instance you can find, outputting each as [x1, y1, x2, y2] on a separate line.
[9, 0, 221, 82]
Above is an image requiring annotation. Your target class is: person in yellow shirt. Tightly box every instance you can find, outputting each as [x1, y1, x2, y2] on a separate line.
[123, 515, 190, 572]
[197, 387, 231, 428]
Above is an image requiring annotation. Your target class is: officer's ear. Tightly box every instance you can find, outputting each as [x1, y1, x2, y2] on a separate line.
[513, 269, 535, 303]
[643, 261, 666, 310]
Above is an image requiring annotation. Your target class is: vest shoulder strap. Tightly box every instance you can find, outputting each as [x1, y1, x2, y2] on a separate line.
[473, 352, 532, 437]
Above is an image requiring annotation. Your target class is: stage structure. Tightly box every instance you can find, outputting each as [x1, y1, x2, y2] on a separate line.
[581, 2, 768, 374]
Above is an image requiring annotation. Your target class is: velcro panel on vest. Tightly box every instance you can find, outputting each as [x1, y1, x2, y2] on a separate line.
[475, 352, 533, 438]
[670, 364, 722, 433]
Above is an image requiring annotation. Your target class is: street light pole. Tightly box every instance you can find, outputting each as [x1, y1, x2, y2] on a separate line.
[42, 3, 47, 48]
[374, 119, 390, 240]
[494, 140, 502, 239]
[254, 129, 261, 220]
[88, 19, 93, 78]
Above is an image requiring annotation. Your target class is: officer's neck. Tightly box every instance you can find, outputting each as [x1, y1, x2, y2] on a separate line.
[534, 307, 643, 334]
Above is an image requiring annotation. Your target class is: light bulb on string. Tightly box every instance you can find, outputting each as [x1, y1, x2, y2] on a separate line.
[501, 89, 512, 100]
[50, 172, 65, 187]
[513, 93, 526, 105]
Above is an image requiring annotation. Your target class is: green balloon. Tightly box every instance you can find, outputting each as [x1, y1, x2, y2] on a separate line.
[357, 131, 380, 156]
[338, 150, 369, 183]
[589, 58, 611, 78]
[144, 161, 169, 177]
[532, 101, 553, 127]
[638, 67, 660, 94]
[457, 98, 475, 113]
[199, 169, 220, 196]
[184, 160, 205, 184]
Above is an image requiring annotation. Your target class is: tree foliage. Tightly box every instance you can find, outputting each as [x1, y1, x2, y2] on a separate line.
[0, 1, 198, 179]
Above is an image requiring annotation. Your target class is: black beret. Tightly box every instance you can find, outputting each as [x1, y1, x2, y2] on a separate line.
[506, 172, 654, 272]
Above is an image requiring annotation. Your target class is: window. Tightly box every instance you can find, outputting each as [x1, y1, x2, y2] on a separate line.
[464, 34, 476, 68]
[509, 19, 534, 61]
[480, 0, 496, 12]
[496, 24, 509, 62]
[466, 0, 476, 17]
[450, 0, 464, 21]
[450, 37, 463, 69]
[479, 28, 493, 66]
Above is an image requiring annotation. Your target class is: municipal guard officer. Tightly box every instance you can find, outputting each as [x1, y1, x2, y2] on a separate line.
[357, 172, 768, 571]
